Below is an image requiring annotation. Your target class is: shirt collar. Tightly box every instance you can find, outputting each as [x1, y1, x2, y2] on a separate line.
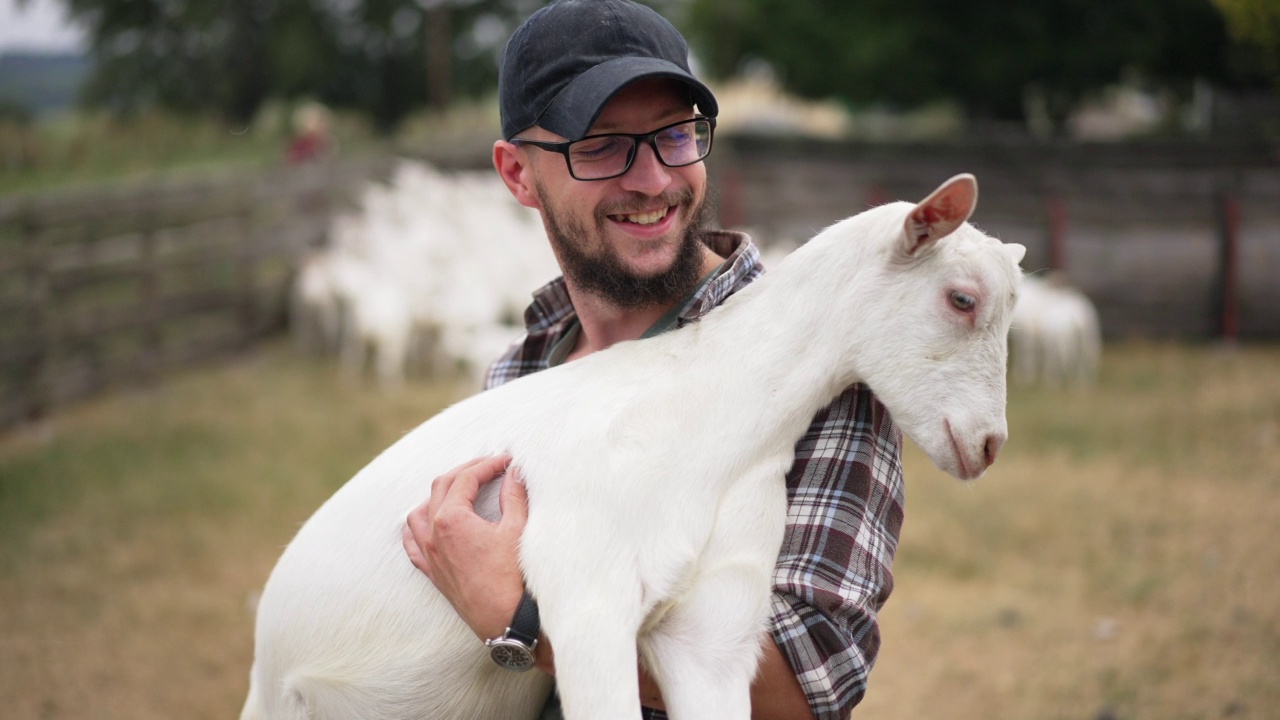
[521, 230, 761, 334]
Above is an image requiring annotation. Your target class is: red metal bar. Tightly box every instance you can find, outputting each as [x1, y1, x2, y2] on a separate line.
[1046, 194, 1067, 272]
[719, 165, 746, 230]
[1218, 193, 1241, 342]
[866, 185, 892, 207]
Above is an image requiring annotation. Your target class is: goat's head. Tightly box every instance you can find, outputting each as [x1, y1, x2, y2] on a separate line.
[826, 174, 1027, 480]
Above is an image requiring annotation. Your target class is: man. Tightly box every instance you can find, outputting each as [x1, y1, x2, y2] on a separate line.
[402, 1, 904, 718]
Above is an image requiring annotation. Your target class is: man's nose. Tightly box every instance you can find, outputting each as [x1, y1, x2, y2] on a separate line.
[617, 141, 672, 195]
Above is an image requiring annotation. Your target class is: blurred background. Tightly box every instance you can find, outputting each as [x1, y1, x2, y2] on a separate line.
[1, 0, 1277, 718]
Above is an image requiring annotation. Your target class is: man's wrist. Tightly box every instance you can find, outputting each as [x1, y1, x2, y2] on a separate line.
[466, 583, 526, 641]
[484, 590, 540, 671]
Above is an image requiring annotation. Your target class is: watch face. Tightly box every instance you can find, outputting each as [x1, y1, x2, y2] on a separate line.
[489, 640, 536, 672]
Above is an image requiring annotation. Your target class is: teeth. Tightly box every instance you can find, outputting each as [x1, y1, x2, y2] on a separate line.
[618, 208, 667, 225]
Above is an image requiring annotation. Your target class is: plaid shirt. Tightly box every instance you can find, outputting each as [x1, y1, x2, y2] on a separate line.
[491, 231, 905, 720]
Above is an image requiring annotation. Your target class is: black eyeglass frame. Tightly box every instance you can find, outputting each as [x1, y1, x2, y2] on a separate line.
[510, 116, 716, 181]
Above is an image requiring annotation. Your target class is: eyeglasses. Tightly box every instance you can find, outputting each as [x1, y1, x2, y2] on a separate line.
[511, 116, 715, 181]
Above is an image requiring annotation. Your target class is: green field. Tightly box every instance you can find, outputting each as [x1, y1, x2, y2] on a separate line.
[0, 105, 396, 196]
[1, 340, 1277, 720]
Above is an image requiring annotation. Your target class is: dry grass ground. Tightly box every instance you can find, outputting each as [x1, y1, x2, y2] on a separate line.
[1, 340, 1277, 720]
[860, 343, 1280, 720]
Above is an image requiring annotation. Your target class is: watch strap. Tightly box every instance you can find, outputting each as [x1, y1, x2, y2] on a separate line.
[506, 590, 540, 647]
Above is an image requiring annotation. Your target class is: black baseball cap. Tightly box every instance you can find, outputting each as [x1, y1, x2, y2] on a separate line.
[499, 0, 718, 141]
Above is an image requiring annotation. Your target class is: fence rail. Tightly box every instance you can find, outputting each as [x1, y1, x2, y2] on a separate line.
[5, 138, 1279, 431]
[0, 156, 391, 430]
[709, 136, 1280, 341]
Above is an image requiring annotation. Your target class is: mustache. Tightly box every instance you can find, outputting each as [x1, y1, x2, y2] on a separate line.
[596, 188, 695, 218]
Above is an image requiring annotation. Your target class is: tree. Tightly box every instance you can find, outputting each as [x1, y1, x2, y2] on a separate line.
[59, 0, 531, 131]
[682, 0, 1263, 133]
[1213, 0, 1280, 86]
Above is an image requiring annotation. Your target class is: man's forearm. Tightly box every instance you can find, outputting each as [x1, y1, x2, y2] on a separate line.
[533, 631, 812, 720]
[635, 633, 816, 719]
[751, 636, 817, 720]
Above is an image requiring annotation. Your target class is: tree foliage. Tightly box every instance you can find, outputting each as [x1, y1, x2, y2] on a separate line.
[682, 0, 1270, 129]
[48, 0, 1278, 133]
[1213, 0, 1280, 86]
[61, 0, 539, 131]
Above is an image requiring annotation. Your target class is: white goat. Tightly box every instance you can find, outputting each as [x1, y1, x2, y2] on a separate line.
[242, 175, 1026, 720]
[295, 161, 556, 387]
[1009, 272, 1102, 387]
[338, 273, 417, 390]
[289, 249, 346, 356]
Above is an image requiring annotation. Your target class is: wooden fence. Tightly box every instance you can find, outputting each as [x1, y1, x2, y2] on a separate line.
[709, 136, 1280, 341]
[411, 134, 1280, 342]
[0, 156, 391, 430]
[4, 137, 1277, 431]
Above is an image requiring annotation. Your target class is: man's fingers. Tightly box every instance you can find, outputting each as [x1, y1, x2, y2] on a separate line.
[429, 456, 492, 503]
[451, 455, 513, 505]
[498, 466, 530, 529]
[428, 455, 511, 510]
[401, 524, 428, 573]
[451, 455, 505, 476]
[411, 456, 508, 559]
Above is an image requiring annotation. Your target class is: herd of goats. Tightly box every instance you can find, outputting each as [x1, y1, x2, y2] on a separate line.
[289, 160, 1102, 391]
[289, 160, 559, 389]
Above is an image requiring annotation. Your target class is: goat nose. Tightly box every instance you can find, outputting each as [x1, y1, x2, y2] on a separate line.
[983, 434, 1006, 466]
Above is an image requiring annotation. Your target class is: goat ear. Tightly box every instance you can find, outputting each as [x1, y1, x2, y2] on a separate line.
[901, 174, 979, 256]
[1005, 242, 1027, 266]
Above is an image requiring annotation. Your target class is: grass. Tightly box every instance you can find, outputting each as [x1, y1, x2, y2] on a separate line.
[0, 105, 390, 196]
[0, 346, 473, 720]
[861, 342, 1280, 720]
[1, 340, 1278, 719]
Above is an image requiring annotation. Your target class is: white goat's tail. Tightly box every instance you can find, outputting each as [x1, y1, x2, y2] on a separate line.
[270, 672, 422, 720]
[238, 674, 267, 720]
[239, 666, 332, 720]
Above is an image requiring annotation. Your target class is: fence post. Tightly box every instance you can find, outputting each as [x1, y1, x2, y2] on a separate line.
[20, 204, 50, 423]
[714, 141, 747, 231]
[237, 186, 259, 348]
[78, 218, 106, 394]
[866, 184, 893, 207]
[1046, 193, 1068, 272]
[137, 197, 161, 381]
[1214, 188, 1241, 343]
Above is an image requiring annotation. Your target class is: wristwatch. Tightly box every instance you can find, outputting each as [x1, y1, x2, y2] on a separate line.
[484, 591, 540, 672]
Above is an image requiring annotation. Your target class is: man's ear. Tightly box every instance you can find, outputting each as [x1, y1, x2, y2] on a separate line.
[493, 140, 541, 210]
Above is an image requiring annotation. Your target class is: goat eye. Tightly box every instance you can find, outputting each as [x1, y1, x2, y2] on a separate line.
[949, 290, 976, 311]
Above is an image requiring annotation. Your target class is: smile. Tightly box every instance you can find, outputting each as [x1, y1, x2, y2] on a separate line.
[610, 206, 673, 226]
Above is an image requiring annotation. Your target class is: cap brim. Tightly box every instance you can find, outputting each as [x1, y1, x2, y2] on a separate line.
[536, 56, 718, 141]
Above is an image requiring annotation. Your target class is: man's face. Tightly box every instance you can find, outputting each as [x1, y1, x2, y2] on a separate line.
[524, 79, 713, 308]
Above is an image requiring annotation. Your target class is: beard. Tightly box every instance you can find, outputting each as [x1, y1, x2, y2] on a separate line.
[536, 183, 717, 309]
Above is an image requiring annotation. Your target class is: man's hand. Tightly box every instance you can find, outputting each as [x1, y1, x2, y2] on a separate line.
[402, 455, 529, 642]
[401, 457, 812, 718]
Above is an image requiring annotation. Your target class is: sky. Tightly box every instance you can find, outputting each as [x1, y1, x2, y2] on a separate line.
[0, 0, 86, 52]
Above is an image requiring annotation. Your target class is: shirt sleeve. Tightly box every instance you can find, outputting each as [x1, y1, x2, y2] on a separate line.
[769, 382, 905, 719]
[483, 332, 535, 390]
